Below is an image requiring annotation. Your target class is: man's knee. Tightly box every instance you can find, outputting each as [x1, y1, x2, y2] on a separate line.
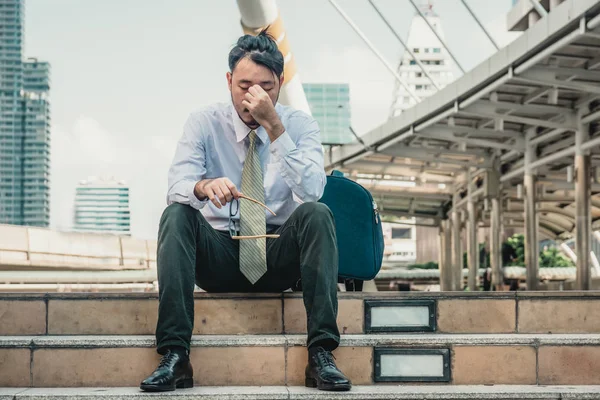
[295, 203, 335, 229]
[296, 202, 333, 221]
[159, 203, 197, 231]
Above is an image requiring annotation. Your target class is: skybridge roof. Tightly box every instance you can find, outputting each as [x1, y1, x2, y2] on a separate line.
[325, 0, 600, 240]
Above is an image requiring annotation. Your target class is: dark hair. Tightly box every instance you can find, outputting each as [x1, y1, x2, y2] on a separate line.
[228, 28, 284, 78]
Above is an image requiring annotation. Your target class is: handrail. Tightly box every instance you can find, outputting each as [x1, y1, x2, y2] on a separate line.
[0, 224, 157, 270]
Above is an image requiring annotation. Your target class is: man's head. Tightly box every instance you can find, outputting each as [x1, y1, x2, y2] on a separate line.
[227, 29, 284, 129]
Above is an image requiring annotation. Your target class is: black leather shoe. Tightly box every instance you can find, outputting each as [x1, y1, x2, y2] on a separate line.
[140, 348, 194, 392]
[305, 347, 351, 391]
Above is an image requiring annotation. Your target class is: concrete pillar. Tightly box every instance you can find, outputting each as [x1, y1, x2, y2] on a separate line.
[576, 110, 591, 290]
[491, 197, 502, 290]
[452, 195, 463, 291]
[467, 169, 479, 291]
[485, 165, 503, 290]
[444, 220, 453, 291]
[438, 224, 446, 290]
[439, 220, 453, 291]
[524, 130, 539, 290]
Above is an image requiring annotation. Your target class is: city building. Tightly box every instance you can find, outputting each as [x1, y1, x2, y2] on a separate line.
[0, 0, 51, 227]
[73, 177, 132, 236]
[389, 1, 455, 117]
[21, 60, 51, 226]
[383, 222, 417, 265]
[302, 83, 352, 145]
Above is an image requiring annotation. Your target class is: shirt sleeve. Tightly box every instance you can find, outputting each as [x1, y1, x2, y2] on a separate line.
[166, 113, 209, 210]
[269, 114, 326, 202]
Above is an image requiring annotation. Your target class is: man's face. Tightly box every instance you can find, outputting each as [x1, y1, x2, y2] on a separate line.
[227, 57, 283, 129]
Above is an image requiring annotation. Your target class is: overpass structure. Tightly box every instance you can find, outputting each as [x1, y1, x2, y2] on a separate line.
[325, 0, 600, 292]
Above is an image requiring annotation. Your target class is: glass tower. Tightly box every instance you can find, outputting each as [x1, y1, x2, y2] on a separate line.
[0, 0, 51, 227]
[302, 83, 352, 145]
[0, 0, 25, 225]
[73, 177, 132, 236]
[22, 60, 51, 226]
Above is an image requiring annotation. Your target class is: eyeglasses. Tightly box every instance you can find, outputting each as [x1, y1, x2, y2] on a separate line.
[229, 194, 280, 240]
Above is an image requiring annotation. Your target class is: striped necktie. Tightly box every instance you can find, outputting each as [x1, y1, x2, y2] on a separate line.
[239, 130, 267, 284]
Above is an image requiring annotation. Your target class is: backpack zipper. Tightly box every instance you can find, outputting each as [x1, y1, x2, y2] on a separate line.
[373, 200, 379, 224]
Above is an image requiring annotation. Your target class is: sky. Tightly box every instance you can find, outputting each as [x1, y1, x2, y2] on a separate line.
[23, 0, 520, 239]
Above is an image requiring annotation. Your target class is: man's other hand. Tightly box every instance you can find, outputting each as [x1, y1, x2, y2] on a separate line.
[194, 178, 239, 209]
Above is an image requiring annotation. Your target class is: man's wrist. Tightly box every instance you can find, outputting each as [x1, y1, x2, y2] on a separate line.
[194, 180, 209, 200]
[264, 118, 285, 141]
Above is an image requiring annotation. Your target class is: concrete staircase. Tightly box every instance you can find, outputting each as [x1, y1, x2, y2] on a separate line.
[2, 291, 600, 398]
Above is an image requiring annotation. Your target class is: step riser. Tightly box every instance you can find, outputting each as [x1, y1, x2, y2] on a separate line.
[5, 386, 600, 400]
[2, 295, 600, 335]
[2, 344, 600, 387]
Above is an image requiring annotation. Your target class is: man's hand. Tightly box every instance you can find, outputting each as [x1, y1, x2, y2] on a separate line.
[194, 178, 239, 209]
[242, 85, 285, 140]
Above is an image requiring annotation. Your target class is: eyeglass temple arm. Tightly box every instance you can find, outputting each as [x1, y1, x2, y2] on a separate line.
[231, 234, 280, 240]
[238, 193, 277, 216]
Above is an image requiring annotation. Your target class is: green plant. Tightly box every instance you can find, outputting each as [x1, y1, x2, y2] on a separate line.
[539, 246, 575, 268]
[506, 234, 525, 266]
[407, 261, 439, 270]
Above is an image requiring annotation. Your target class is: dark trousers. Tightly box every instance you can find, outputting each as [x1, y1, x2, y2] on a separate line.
[155, 201, 340, 354]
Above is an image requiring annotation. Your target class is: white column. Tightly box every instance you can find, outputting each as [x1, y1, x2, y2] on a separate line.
[467, 169, 479, 291]
[575, 109, 591, 290]
[524, 130, 539, 290]
[439, 220, 453, 291]
[452, 192, 463, 291]
[491, 197, 502, 290]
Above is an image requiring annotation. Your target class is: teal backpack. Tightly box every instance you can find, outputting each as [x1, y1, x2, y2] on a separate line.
[318, 170, 385, 288]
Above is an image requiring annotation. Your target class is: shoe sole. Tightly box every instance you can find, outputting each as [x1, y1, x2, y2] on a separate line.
[305, 377, 351, 392]
[140, 377, 194, 392]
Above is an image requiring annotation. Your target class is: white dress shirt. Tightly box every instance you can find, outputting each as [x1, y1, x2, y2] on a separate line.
[166, 101, 327, 231]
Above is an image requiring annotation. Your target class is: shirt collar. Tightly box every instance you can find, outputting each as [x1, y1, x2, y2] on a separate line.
[231, 104, 269, 144]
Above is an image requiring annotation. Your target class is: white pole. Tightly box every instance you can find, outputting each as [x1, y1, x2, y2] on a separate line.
[528, 0, 549, 17]
[236, 0, 311, 114]
[328, 0, 420, 103]
[459, 0, 499, 50]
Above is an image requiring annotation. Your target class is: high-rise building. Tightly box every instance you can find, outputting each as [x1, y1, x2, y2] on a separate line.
[303, 83, 352, 145]
[73, 177, 132, 236]
[21, 60, 51, 226]
[0, 0, 51, 227]
[389, 1, 455, 117]
[0, 0, 25, 225]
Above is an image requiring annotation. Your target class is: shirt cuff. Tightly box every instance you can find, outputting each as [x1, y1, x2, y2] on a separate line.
[269, 131, 296, 160]
[187, 181, 209, 210]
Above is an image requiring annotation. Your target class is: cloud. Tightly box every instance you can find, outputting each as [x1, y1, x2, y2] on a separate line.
[50, 116, 178, 239]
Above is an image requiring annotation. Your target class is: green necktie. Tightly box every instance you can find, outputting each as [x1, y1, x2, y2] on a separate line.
[239, 130, 267, 284]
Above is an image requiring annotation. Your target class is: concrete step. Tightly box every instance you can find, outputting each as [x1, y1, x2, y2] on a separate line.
[3, 386, 600, 399]
[2, 291, 600, 336]
[2, 334, 600, 387]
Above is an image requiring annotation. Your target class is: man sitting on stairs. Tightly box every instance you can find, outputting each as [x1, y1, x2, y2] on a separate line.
[139, 29, 351, 392]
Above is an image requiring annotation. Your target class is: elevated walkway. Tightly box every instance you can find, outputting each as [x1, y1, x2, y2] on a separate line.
[325, 0, 600, 291]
